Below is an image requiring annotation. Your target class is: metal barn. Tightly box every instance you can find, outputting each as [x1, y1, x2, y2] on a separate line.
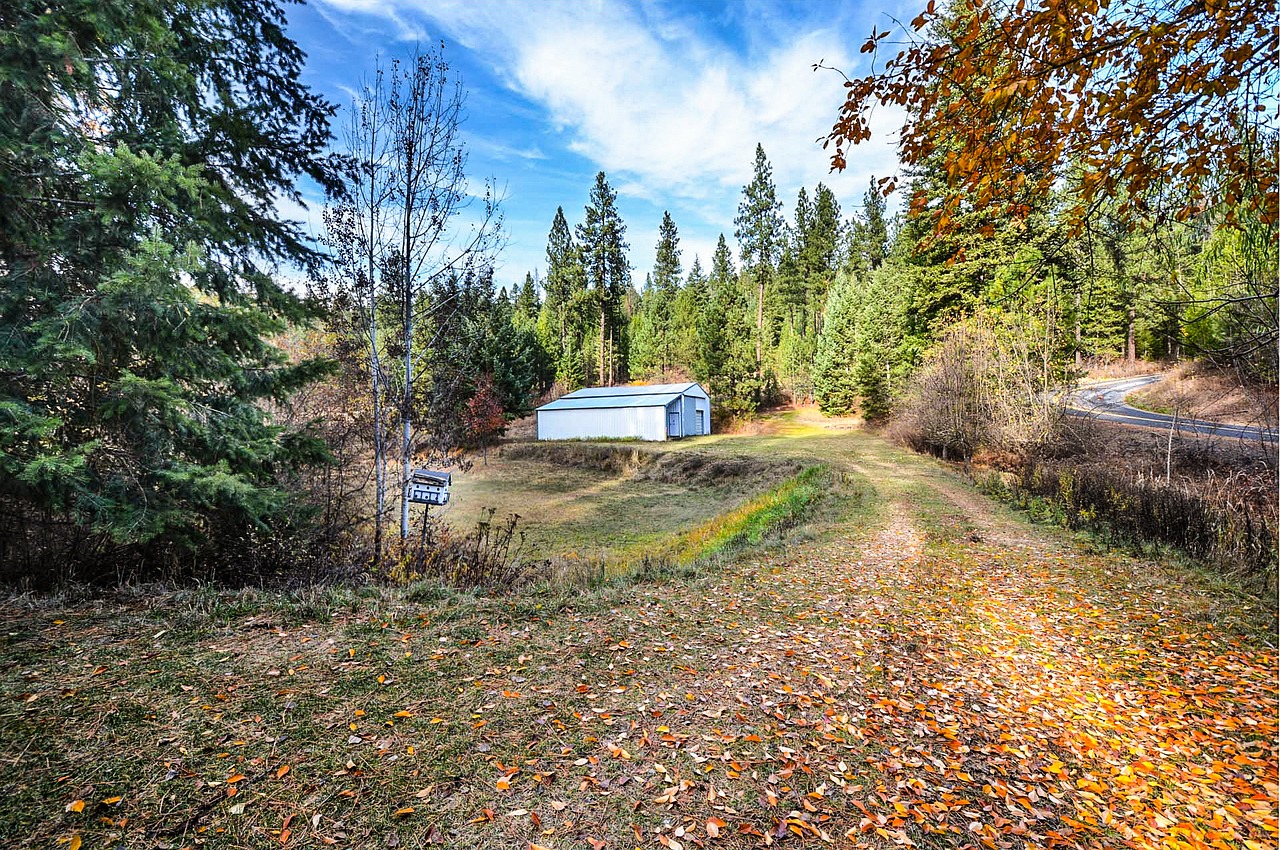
[535, 383, 712, 442]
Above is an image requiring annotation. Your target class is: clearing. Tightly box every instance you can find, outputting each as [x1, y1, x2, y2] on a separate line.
[2, 416, 1275, 850]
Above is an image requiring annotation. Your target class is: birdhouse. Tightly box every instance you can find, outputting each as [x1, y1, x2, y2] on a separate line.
[406, 469, 451, 506]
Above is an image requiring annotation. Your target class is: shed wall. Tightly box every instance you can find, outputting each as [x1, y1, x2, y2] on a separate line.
[689, 395, 711, 435]
[537, 406, 667, 441]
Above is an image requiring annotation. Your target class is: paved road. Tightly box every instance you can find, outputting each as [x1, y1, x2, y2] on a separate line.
[1064, 375, 1278, 443]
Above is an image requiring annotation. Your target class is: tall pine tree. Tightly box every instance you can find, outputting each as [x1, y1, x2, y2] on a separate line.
[734, 144, 784, 378]
[576, 173, 630, 385]
[650, 211, 682, 378]
[699, 236, 758, 417]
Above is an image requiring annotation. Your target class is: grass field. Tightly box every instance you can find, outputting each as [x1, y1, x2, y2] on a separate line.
[2, 413, 1275, 850]
[443, 441, 786, 558]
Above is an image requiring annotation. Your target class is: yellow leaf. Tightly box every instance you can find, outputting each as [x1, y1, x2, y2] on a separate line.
[101, 796, 122, 805]
[393, 806, 414, 818]
[276, 764, 290, 779]
[69, 837, 82, 850]
[66, 800, 85, 813]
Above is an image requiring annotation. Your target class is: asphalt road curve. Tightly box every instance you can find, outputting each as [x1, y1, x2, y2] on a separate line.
[1064, 375, 1278, 443]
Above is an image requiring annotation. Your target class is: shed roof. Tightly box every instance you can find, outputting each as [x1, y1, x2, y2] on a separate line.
[537, 382, 707, 412]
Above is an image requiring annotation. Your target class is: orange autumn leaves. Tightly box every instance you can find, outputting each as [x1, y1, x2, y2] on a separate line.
[824, 0, 1277, 233]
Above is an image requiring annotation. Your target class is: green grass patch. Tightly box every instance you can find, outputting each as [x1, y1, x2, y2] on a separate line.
[609, 464, 831, 575]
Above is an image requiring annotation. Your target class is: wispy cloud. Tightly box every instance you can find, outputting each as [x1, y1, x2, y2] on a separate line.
[466, 136, 550, 164]
[315, 0, 903, 209]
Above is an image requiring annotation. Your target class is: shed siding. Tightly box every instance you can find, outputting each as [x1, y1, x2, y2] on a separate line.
[537, 405, 667, 441]
[677, 391, 711, 436]
[692, 396, 711, 435]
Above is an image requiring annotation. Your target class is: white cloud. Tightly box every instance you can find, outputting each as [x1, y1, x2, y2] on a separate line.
[315, 0, 903, 214]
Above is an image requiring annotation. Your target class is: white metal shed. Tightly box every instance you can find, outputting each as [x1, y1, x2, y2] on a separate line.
[535, 382, 712, 442]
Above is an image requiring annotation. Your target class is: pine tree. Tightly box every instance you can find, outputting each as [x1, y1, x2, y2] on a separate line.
[813, 272, 863, 415]
[628, 279, 658, 379]
[649, 211, 683, 377]
[807, 183, 844, 329]
[734, 144, 784, 376]
[671, 257, 708, 375]
[514, 272, 540, 323]
[0, 0, 340, 570]
[576, 173, 631, 385]
[850, 178, 890, 274]
[542, 207, 575, 357]
[699, 236, 759, 417]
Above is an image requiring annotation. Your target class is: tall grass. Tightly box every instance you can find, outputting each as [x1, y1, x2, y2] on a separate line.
[982, 462, 1278, 597]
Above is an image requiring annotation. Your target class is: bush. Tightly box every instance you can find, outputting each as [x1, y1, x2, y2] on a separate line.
[988, 460, 1277, 595]
[895, 314, 1070, 461]
[393, 509, 541, 592]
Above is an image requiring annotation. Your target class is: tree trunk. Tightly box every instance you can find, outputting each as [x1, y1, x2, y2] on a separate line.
[1074, 288, 1083, 372]
[1126, 304, 1137, 364]
[755, 272, 765, 378]
[366, 117, 386, 569]
[369, 253, 384, 568]
[400, 289, 412, 541]
[599, 300, 607, 385]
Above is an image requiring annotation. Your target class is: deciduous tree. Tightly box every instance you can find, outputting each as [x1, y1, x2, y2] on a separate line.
[822, 0, 1278, 232]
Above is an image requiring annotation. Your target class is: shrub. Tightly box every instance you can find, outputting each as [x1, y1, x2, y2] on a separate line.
[996, 460, 1277, 595]
[895, 314, 1070, 461]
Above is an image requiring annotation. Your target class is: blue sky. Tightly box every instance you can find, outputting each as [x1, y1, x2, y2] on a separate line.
[281, 0, 910, 292]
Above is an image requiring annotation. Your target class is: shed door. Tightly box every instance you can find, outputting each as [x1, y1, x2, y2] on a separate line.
[667, 410, 680, 437]
[695, 409, 704, 435]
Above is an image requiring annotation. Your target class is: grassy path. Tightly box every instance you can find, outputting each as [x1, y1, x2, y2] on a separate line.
[1, 423, 1275, 849]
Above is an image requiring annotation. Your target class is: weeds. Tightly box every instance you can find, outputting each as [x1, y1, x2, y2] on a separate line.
[390, 508, 540, 592]
[981, 462, 1278, 596]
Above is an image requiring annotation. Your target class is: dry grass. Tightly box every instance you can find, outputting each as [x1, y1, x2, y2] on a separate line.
[1126, 362, 1279, 429]
[442, 440, 805, 562]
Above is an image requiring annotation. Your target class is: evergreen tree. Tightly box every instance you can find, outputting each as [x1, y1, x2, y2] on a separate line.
[650, 211, 683, 377]
[576, 173, 630, 384]
[852, 263, 913, 420]
[514, 272, 540, 323]
[850, 178, 890, 274]
[542, 207, 575, 352]
[734, 144, 784, 375]
[671, 257, 709, 374]
[628, 279, 658, 379]
[0, 0, 339, 568]
[813, 272, 864, 415]
[807, 183, 844, 328]
[699, 236, 759, 417]
[777, 189, 812, 327]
